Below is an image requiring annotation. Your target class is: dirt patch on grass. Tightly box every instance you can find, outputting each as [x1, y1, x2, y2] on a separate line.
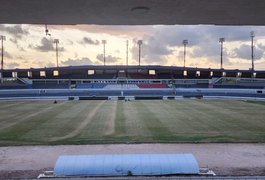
[50, 101, 105, 141]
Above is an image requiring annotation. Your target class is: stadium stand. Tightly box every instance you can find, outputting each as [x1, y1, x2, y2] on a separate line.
[213, 77, 265, 89]
[105, 84, 139, 89]
[173, 79, 209, 88]
[32, 80, 69, 89]
[76, 83, 107, 89]
[0, 78, 31, 89]
[128, 73, 155, 79]
[157, 72, 172, 79]
[1, 65, 265, 91]
[137, 84, 169, 88]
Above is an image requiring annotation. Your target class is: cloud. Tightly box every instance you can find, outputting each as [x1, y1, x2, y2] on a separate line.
[79, 37, 100, 46]
[39, 25, 265, 45]
[155, 25, 265, 47]
[5, 51, 13, 59]
[43, 25, 156, 37]
[34, 60, 56, 68]
[61, 57, 93, 66]
[129, 26, 218, 65]
[9, 38, 26, 52]
[3, 24, 265, 69]
[25, 25, 265, 66]
[96, 54, 121, 63]
[190, 42, 220, 58]
[66, 39, 74, 45]
[189, 41, 233, 67]
[34, 38, 54, 52]
[9, 38, 18, 44]
[0, 50, 13, 59]
[0, 25, 29, 39]
[46, 62, 56, 67]
[231, 44, 264, 60]
[6, 62, 19, 69]
[130, 37, 172, 64]
[31, 37, 64, 52]
[127, 25, 265, 66]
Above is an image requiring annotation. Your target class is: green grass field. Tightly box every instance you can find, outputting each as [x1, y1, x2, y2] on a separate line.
[0, 100, 264, 145]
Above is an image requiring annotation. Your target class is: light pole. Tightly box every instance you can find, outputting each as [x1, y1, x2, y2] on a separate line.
[0, 35, 6, 70]
[126, 40, 129, 66]
[250, 31, 255, 70]
[219, 38, 225, 69]
[54, 39, 59, 67]
[102, 40, 107, 66]
[137, 40, 142, 66]
[182, 40, 188, 67]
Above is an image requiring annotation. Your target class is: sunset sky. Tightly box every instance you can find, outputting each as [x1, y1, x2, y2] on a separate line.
[1, 24, 265, 70]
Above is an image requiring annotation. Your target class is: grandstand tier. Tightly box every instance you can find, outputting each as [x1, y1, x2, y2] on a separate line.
[1, 65, 265, 90]
[1, 65, 264, 79]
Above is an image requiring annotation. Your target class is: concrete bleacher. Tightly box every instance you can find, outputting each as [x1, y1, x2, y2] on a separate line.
[173, 79, 209, 88]
[0, 78, 31, 89]
[32, 80, 69, 89]
[76, 83, 107, 89]
[137, 84, 169, 88]
[0, 83, 31, 89]
[105, 84, 139, 89]
[1, 71, 264, 91]
[213, 77, 265, 89]
[32, 84, 69, 89]
[175, 84, 209, 88]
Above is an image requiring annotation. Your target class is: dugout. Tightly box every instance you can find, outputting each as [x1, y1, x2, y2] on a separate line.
[53, 154, 199, 177]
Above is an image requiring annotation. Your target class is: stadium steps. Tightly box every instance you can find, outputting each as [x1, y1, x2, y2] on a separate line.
[18, 78, 32, 85]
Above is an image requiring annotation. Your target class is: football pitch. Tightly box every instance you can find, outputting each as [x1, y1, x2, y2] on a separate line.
[0, 99, 264, 145]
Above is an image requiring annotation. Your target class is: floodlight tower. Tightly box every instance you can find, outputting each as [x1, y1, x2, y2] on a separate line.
[54, 39, 59, 67]
[137, 40, 142, 66]
[126, 40, 129, 66]
[0, 35, 6, 70]
[182, 40, 188, 67]
[250, 31, 255, 70]
[102, 40, 107, 66]
[219, 38, 225, 69]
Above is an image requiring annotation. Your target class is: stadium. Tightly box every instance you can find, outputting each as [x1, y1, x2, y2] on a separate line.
[1, 65, 265, 99]
[1, 0, 265, 179]
[0, 64, 265, 179]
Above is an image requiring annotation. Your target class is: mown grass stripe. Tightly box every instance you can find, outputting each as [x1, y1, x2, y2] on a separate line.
[0, 101, 71, 140]
[134, 101, 173, 141]
[0, 100, 264, 145]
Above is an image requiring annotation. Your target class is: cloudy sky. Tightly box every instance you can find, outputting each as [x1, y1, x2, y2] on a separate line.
[1, 24, 265, 70]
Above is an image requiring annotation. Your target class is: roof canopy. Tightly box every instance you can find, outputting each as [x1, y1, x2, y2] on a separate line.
[0, 0, 264, 25]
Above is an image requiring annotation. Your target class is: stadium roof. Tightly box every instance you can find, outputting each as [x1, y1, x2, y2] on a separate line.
[2, 65, 263, 73]
[53, 154, 199, 176]
[0, 0, 265, 25]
